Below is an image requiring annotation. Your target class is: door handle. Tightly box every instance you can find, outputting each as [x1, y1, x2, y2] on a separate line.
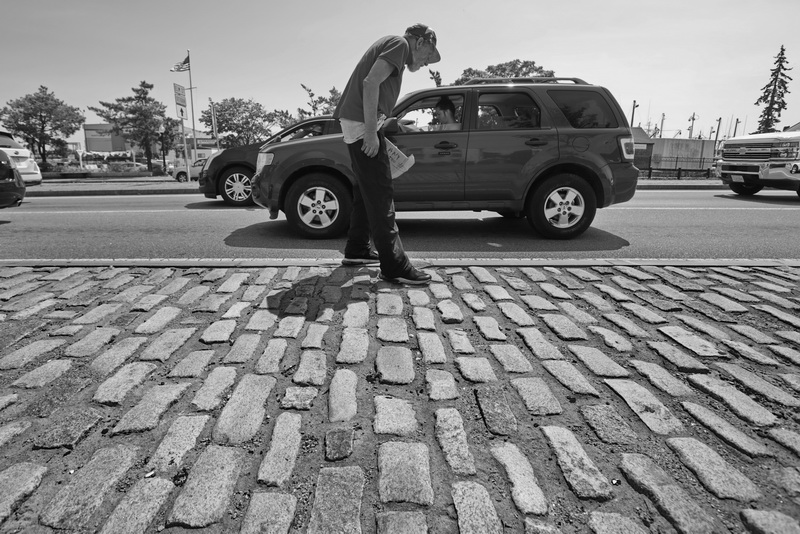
[525, 138, 547, 147]
[434, 141, 458, 149]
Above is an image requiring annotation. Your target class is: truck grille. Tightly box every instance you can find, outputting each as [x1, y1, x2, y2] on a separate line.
[722, 143, 773, 161]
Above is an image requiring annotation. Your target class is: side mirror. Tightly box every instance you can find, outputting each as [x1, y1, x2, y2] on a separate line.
[382, 117, 400, 134]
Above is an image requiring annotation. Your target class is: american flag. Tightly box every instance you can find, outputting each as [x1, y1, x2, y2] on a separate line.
[170, 55, 190, 72]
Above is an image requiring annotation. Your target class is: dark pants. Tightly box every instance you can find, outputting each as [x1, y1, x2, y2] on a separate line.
[344, 133, 412, 277]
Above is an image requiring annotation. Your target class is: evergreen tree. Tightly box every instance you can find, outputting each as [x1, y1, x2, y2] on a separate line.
[754, 45, 792, 133]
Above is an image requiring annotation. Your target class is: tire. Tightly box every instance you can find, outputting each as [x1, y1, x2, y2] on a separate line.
[284, 173, 351, 239]
[728, 183, 763, 196]
[175, 172, 188, 183]
[791, 164, 799, 174]
[219, 166, 255, 206]
[527, 173, 597, 239]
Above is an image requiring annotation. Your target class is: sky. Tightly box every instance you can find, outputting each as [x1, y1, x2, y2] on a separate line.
[3, 0, 799, 145]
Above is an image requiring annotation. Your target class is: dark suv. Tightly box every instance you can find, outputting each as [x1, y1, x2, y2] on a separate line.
[252, 78, 638, 239]
[198, 116, 341, 206]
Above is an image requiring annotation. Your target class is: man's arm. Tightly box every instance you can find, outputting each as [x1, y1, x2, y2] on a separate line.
[361, 58, 395, 157]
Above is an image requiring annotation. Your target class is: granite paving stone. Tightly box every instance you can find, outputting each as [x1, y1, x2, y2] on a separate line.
[489, 343, 534, 372]
[93, 361, 156, 405]
[65, 327, 119, 357]
[740, 509, 800, 534]
[541, 425, 613, 500]
[577, 291, 615, 311]
[681, 401, 774, 457]
[649, 283, 689, 301]
[148, 415, 210, 471]
[580, 404, 638, 445]
[139, 327, 196, 362]
[722, 339, 781, 366]
[426, 369, 459, 400]
[112, 382, 191, 434]
[0, 462, 48, 524]
[376, 346, 415, 384]
[0, 342, 66, 373]
[728, 323, 777, 344]
[558, 301, 597, 324]
[435, 407, 475, 475]
[594, 283, 634, 302]
[456, 356, 498, 382]
[753, 304, 800, 329]
[688, 374, 778, 426]
[647, 340, 709, 372]
[273, 315, 306, 338]
[543, 360, 600, 396]
[568, 345, 629, 377]
[675, 314, 732, 341]
[0, 393, 18, 412]
[329, 369, 358, 422]
[307, 466, 365, 534]
[769, 344, 800, 366]
[667, 437, 762, 501]
[630, 360, 693, 396]
[588, 325, 634, 352]
[588, 512, 648, 534]
[539, 282, 571, 300]
[222, 333, 261, 363]
[605, 379, 684, 434]
[475, 383, 518, 434]
[169, 349, 214, 377]
[469, 266, 497, 283]
[474, 315, 507, 340]
[240, 492, 297, 534]
[769, 427, 800, 456]
[282, 386, 318, 410]
[447, 328, 475, 353]
[461, 292, 487, 311]
[540, 313, 587, 340]
[336, 327, 369, 363]
[244, 309, 277, 331]
[451, 481, 503, 534]
[699, 292, 749, 313]
[200, 319, 236, 344]
[517, 327, 564, 359]
[377, 293, 404, 315]
[292, 349, 327, 386]
[611, 275, 648, 292]
[512, 376, 563, 414]
[40, 444, 138, 530]
[438, 299, 464, 323]
[498, 301, 535, 326]
[191, 366, 237, 411]
[490, 441, 548, 515]
[658, 325, 721, 357]
[522, 294, 559, 311]
[376, 511, 428, 534]
[99, 477, 174, 534]
[167, 445, 244, 528]
[12, 359, 72, 388]
[602, 313, 650, 337]
[0, 421, 31, 447]
[412, 306, 436, 330]
[377, 317, 409, 342]
[378, 441, 434, 505]
[214, 374, 276, 444]
[258, 412, 302, 486]
[485, 284, 513, 301]
[256, 338, 288, 373]
[90, 336, 147, 376]
[619, 453, 719, 534]
[716, 362, 800, 406]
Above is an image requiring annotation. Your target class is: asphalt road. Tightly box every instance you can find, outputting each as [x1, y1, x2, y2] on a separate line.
[2, 189, 800, 260]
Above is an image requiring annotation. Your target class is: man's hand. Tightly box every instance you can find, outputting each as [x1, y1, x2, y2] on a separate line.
[362, 132, 380, 157]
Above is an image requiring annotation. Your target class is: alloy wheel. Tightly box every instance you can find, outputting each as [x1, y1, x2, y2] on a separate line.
[543, 186, 585, 229]
[295, 186, 340, 229]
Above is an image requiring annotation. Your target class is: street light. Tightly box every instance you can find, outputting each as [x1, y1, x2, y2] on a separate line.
[630, 100, 640, 127]
[733, 119, 741, 137]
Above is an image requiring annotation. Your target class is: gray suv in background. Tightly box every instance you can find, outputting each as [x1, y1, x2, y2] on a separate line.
[253, 78, 638, 239]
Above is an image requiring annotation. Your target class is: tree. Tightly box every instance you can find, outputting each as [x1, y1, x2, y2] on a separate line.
[297, 84, 341, 120]
[199, 98, 272, 147]
[755, 45, 792, 133]
[0, 86, 84, 164]
[89, 81, 166, 170]
[429, 69, 443, 87]
[451, 59, 555, 85]
[157, 117, 180, 167]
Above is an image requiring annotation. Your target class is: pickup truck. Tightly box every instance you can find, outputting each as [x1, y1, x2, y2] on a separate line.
[715, 124, 800, 196]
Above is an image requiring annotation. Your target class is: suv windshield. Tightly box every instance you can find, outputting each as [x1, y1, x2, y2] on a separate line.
[0, 133, 24, 149]
[548, 90, 619, 129]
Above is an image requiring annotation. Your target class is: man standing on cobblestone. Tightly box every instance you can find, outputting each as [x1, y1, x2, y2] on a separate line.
[333, 24, 440, 286]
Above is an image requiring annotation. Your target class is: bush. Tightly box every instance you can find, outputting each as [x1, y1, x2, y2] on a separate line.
[39, 161, 55, 172]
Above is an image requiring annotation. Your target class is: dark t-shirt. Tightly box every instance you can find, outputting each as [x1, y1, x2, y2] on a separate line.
[333, 35, 408, 122]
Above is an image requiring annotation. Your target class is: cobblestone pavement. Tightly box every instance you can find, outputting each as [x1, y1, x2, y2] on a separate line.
[1, 262, 800, 534]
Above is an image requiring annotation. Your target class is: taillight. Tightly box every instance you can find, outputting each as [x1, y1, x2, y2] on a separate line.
[618, 136, 635, 161]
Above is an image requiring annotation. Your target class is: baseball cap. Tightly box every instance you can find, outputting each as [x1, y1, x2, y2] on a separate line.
[406, 23, 441, 64]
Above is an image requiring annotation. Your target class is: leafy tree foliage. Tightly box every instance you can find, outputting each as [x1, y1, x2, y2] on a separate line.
[451, 59, 554, 85]
[1, 86, 84, 164]
[199, 97, 272, 147]
[296, 84, 342, 121]
[157, 117, 181, 167]
[754, 45, 792, 133]
[89, 81, 166, 170]
[429, 69, 443, 87]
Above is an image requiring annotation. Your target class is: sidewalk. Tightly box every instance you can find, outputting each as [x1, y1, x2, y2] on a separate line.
[25, 175, 728, 197]
[0, 262, 799, 533]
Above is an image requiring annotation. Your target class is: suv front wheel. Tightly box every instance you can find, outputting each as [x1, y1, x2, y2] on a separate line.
[728, 183, 763, 196]
[527, 173, 597, 239]
[220, 166, 255, 206]
[285, 173, 351, 239]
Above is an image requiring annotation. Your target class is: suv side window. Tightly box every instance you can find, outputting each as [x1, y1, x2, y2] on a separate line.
[548, 90, 619, 128]
[397, 94, 465, 133]
[477, 92, 541, 130]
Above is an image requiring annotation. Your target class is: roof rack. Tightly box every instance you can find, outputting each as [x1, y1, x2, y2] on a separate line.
[464, 77, 588, 85]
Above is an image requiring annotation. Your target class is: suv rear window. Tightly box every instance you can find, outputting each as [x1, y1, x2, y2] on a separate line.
[548, 90, 618, 129]
[477, 92, 541, 130]
[0, 133, 24, 149]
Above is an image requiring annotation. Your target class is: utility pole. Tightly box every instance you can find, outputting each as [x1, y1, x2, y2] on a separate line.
[659, 113, 665, 138]
[713, 117, 721, 145]
[630, 100, 640, 127]
[209, 97, 220, 150]
[688, 112, 697, 139]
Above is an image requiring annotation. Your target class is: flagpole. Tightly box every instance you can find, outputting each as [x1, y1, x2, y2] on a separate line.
[187, 49, 198, 163]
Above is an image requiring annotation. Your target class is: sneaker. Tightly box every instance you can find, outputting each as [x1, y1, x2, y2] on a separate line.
[342, 250, 379, 265]
[380, 267, 432, 286]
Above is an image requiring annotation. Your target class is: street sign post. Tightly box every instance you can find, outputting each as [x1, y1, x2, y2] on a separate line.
[174, 83, 189, 169]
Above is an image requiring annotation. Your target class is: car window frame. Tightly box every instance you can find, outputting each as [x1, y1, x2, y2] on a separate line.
[473, 90, 549, 132]
[392, 91, 471, 134]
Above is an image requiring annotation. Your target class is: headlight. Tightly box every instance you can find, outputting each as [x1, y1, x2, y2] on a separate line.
[255, 153, 274, 176]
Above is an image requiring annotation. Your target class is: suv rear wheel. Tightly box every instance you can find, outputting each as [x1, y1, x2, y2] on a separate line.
[527, 173, 596, 239]
[285, 173, 351, 239]
[728, 183, 763, 196]
[219, 166, 255, 206]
